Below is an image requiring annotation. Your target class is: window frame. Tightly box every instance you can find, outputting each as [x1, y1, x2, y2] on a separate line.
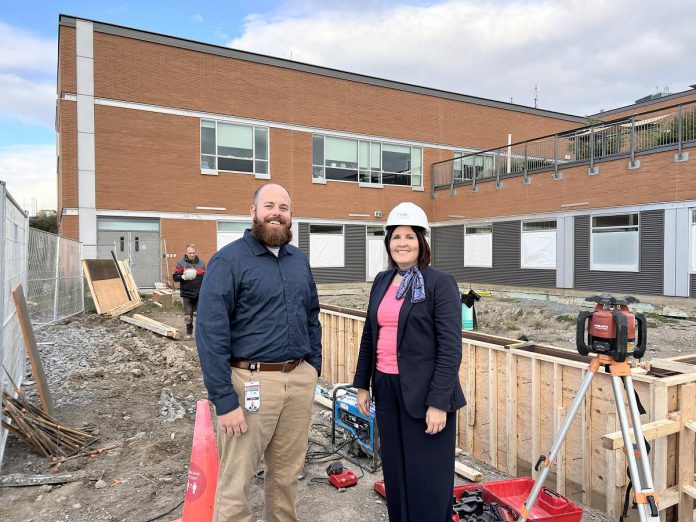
[520, 220, 557, 270]
[464, 224, 493, 268]
[312, 134, 423, 188]
[690, 209, 696, 274]
[200, 119, 270, 177]
[590, 213, 640, 272]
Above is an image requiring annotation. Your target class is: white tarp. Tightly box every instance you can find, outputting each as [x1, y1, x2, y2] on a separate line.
[310, 234, 345, 267]
[464, 233, 492, 267]
[521, 230, 557, 269]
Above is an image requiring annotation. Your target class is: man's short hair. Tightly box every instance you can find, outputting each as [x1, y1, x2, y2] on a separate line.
[185, 244, 196, 251]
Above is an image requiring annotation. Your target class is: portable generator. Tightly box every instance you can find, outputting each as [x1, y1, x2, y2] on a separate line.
[331, 385, 380, 472]
[576, 295, 647, 361]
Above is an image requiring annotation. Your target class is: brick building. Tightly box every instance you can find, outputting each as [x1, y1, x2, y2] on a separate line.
[57, 15, 696, 296]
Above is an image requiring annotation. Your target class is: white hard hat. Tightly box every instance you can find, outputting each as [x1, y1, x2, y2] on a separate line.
[386, 202, 429, 232]
[183, 268, 197, 281]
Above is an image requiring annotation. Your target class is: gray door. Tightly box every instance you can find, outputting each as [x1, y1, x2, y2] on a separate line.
[98, 230, 162, 289]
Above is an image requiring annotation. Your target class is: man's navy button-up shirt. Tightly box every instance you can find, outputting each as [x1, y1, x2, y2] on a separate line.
[195, 230, 322, 415]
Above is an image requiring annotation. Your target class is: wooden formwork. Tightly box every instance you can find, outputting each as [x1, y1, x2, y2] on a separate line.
[318, 305, 696, 521]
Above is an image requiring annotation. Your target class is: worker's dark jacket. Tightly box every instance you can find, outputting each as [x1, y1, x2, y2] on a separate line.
[353, 265, 466, 418]
[173, 256, 206, 299]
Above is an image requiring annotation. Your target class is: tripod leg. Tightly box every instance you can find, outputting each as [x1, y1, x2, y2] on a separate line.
[518, 368, 596, 522]
[611, 375, 660, 521]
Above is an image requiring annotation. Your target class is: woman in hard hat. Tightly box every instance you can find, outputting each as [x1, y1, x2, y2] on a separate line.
[353, 202, 465, 522]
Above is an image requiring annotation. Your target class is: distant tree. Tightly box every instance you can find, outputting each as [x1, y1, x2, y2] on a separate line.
[30, 214, 58, 234]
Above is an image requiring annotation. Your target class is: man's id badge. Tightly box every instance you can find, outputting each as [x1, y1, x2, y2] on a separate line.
[244, 380, 260, 413]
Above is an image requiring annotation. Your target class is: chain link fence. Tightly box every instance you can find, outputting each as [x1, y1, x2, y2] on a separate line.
[27, 229, 84, 328]
[0, 183, 29, 468]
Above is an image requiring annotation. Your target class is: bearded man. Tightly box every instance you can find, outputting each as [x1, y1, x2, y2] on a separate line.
[196, 183, 322, 522]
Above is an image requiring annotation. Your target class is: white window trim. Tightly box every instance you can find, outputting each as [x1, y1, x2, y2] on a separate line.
[200, 119, 270, 179]
[464, 225, 493, 268]
[590, 214, 640, 272]
[520, 221, 557, 270]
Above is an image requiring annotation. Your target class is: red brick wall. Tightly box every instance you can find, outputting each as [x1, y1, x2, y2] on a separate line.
[59, 215, 79, 240]
[58, 101, 78, 215]
[432, 148, 696, 221]
[58, 26, 76, 96]
[89, 31, 579, 150]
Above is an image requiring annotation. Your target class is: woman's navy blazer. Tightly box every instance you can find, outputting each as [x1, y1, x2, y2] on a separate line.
[353, 265, 466, 419]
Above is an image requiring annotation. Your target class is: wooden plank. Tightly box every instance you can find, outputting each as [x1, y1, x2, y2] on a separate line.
[582, 368, 593, 505]
[602, 417, 681, 449]
[105, 300, 143, 317]
[488, 349, 498, 469]
[531, 359, 541, 480]
[120, 315, 181, 340]
[117, 259, 141, 303]
[314, 394, 332, 410]
[651, 383, 669, 515]
[660, 485, 680, 509]
[553, 363, 566, 495]
[12, 284, 53, 416]
[454, 461, 483, 482]
[679, 384, 696, 521]
[505, 350, 518, 476]
[337, 315, 345, 382]
[650, 359, 696, 374]
[605, 412, 619, 519]
[465, 344, 476, 453]
[91, 279, 129, 313]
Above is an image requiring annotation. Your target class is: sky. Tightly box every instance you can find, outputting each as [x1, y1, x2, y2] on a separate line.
[0, 0, 694, 213]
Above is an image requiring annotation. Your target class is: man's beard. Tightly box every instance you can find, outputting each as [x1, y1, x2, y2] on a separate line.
[251, 215, 293, 248]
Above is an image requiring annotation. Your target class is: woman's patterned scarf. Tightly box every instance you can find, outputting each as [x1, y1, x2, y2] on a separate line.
[395, 266, 425, 303]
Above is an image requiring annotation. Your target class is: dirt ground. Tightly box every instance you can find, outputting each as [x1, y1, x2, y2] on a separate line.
[3, 285, 695, 521]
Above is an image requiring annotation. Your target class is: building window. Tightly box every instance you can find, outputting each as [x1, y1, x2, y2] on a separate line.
[201, 120, 269, 175]
[464, 225, 493, 267]
[217, 222, 247, 251]
[591, 214, 639, 271]
[521, 220, 557, 269]
[309, 224, 345, 267]
[312, 135, 422, 187]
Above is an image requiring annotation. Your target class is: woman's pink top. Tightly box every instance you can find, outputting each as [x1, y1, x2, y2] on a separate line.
[376, 284, 404, 374]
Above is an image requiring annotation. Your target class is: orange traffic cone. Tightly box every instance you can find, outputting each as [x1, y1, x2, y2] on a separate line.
[172, 399, 219, 521]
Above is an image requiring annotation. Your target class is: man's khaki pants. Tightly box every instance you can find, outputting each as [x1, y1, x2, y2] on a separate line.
[213, 361, 317, 522]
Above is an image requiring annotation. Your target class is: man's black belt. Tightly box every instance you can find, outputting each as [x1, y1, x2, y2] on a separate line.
[230, 359, 304, 372]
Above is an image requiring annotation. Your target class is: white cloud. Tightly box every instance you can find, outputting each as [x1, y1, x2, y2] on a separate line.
[228, 0, 696, 115]
[0, 144, 56, 212]
[0, 22, 55, 72]
[192, 13, 204, 24]
[0, 73, 55, 128]
[0, 22, 56, 130]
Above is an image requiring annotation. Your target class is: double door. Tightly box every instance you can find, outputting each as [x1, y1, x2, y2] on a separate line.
[97, 230, 162, 289]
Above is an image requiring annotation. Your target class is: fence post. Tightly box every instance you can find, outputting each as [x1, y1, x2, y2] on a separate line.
[523, 142, 531, 184]
[675, 104, 689, 162]
[53, 235, 61, 323]
[628, 116, 640, 169]
[80, 241, 85, 313]
[553, 134, 562, 180]
[0, 183, 6, 370]
[495, 152, 502, 189]
[588, 126, 598, 175]
[472, 157, 478, 193]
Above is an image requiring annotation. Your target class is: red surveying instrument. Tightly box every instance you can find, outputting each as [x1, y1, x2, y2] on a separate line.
[519, 295, 659, 522]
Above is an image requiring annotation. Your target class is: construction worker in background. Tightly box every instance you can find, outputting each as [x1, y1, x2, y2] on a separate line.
[196, 183, 322, 522]
[173, 244, 206, 340]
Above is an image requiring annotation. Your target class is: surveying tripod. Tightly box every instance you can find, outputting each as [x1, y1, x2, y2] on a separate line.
[519, 354, 659, 521]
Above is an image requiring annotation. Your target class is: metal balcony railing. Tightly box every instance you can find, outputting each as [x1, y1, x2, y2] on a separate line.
[431, 99, 696, 195]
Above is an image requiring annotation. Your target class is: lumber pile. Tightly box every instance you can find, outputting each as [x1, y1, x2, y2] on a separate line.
[152, 289, 174, 309]
[120, 314, 181, 340]
[1, 391, 96, 458]
[83, 257, 143, 316]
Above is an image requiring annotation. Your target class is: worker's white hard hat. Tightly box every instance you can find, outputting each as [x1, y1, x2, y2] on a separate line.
[386, 202, 429, 233]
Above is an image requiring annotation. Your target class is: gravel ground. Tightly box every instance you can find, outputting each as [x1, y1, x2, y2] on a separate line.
[4, 284, 695, 521]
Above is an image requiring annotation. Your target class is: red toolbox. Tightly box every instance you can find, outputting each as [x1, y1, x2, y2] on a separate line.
[483, 478, 582, 521]
[374, 478, 582, 521]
